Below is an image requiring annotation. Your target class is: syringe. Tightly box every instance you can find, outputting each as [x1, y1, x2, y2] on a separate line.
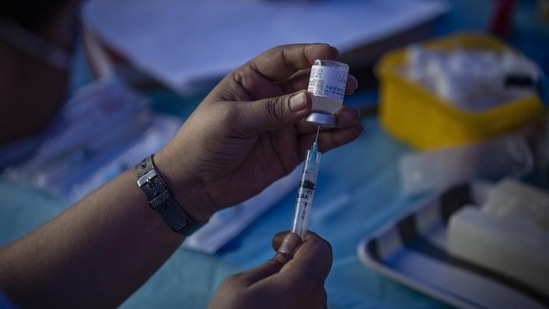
[291, 127, 322, 239]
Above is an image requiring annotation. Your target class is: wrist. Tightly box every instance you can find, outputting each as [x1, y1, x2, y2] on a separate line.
[151, 149, 216, 223]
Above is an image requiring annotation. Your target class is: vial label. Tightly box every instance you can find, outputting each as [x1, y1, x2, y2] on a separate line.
[308, 65, 348, 101]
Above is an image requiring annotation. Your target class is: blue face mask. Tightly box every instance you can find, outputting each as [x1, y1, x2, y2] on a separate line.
[0, 13, 82, 171]
[0, 17, 75, 72]
[0, 7, 83, 96]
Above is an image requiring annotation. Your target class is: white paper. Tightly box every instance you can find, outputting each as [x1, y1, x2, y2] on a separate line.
[3, 77, 183, 203]
[82, 0, 449, 94]
[184, 167, 300, 253]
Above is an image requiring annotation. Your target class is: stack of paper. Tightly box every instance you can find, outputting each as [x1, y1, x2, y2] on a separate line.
[82, 0, 449, 94]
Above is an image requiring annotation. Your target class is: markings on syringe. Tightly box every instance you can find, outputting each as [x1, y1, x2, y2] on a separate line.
[298, 180, 315, 219]
[300, 180, 315, 190]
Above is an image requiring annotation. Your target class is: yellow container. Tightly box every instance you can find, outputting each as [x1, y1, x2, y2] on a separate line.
[377, 32, 545, 150]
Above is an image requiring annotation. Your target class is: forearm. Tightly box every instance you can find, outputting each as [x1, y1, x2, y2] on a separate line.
[0, 156, 205, 308]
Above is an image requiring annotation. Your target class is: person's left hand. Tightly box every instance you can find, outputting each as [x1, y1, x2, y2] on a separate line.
[207, 231, 333, 309]
[156, 43, 362, 219]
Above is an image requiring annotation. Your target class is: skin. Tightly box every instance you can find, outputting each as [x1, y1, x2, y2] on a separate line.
[0, 43, 363, 309]
[208, 231, 333, 309]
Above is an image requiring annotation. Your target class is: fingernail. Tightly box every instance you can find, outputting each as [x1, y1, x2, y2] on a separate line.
[289, 92, 307, 112]
[277, 233, 301, 254]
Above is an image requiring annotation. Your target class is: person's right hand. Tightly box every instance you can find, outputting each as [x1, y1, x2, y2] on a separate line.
[207, 231, 333, 309]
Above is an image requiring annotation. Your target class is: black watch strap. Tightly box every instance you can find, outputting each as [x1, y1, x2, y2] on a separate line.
[135, 155, 203, 235]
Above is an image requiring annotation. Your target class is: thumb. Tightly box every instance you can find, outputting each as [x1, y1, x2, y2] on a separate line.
[234, 233, 302, 286]
[239, 91, 312, 133]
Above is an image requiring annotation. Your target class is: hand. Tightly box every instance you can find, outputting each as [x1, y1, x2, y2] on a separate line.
[157, 43, 363, 219]
[207, 231, 333, 309]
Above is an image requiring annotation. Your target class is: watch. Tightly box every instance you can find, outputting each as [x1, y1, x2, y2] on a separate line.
[135, 155, 203, 235]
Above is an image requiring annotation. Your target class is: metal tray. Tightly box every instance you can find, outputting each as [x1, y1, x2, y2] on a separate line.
[357, 182, 549, 309]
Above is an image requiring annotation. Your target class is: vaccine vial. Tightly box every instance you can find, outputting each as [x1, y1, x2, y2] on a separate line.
[306, 59, 349, 127]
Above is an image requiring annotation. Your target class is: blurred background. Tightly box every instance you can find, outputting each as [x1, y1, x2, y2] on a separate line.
[2, 0, 549, 308]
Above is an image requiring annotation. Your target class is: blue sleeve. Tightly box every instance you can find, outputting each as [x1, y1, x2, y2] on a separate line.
[0, 290, 18, 309]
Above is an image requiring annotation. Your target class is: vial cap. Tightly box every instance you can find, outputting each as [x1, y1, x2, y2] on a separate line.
[306, 111, 336, 127]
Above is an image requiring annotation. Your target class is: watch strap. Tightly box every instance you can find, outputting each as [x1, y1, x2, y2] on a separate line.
[136, 155, 203, 235]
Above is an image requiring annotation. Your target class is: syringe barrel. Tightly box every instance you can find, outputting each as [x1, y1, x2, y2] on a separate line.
[291, 145, 321, 239]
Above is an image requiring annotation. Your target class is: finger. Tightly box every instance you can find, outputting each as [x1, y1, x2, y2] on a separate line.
[235, 90, 313, 134]
[281, 72, 359, 97]
[272, 231, 290, 251]
[236, 87, 363, 135]
[236, 233, 302, 286]
[302, 106, 362, 151]
[291, 105, 362, 152]
[345, 74, 359, 94]
[280, 231, 333, 284]
[336, 106, 361, 129]
[317, 123, 364, 153]
[271, 231, 304, 254]
[246, 43, 340, 82]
